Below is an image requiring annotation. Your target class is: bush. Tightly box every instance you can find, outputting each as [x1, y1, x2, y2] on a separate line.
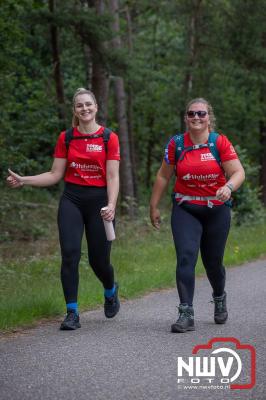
[0, 185, 58, 242]
[232, 145, 265, 225]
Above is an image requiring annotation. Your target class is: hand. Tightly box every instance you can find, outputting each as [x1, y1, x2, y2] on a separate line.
[150, 207, 161, 230]
[6, 169, 24, 188]
[100, 203, 115, 221]
[216, 185, 232, 202]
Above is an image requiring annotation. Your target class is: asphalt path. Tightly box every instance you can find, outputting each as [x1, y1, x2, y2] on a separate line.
[0, 259, 265, 400]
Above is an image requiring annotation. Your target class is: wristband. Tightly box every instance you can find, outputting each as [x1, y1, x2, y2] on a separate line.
[226, 183, 234, 192]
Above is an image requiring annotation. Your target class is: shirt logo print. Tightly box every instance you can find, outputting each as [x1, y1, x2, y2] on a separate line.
[86, 144, 103, 152]
[182, 173, 219, 181]
[201, 153, 215, 161]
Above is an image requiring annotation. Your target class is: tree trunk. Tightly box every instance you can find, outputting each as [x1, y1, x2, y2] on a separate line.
[259, 121, 266, 205]
[91, 61, 110, 125]
[184, 12, 196, 97]
[84, 44, 92, 89]
[89, 0, 110, 125]
[259, 33, 266, 206]
[145, 116, 155, 188]
[180, 0, 202, 130]
[48, 0, 66, 125]
[109, 0, 135, 216]
[125, 5, 138, 199]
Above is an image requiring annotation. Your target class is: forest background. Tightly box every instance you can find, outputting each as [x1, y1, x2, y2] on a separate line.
[0, 0, 266, 329]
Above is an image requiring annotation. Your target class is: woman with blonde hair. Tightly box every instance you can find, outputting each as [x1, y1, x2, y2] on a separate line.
[7, 88, 120, 330]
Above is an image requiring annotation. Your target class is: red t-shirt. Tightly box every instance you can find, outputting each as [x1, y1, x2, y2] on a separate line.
[164, 132, 239, 205]
[54, 126, 120, 186]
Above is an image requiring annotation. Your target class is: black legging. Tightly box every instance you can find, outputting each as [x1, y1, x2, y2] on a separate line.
[171, 202, 231, 306]
[57, 183, 114, 304]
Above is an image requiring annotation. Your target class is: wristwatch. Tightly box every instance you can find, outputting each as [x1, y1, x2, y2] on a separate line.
[226, 183, 234, 192]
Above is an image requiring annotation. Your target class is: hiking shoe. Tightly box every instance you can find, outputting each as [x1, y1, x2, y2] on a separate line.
[60, 310, 81, 330]
[171, 304, 195, 333]
[212, 292, 228, 324]
[104, 282, 120, 318]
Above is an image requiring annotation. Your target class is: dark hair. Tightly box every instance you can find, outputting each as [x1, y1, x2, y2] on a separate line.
[185, 97, 216, 131]
[72, 88, 97, 127]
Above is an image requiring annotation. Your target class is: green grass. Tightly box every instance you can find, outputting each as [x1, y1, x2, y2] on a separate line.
[0, 213, 265, 331]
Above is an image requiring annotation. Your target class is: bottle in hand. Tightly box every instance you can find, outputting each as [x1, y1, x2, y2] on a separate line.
[101, 207, 116, 241]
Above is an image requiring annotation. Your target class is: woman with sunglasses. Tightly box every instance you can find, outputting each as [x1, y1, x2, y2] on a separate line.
[150, 98, 245, 333]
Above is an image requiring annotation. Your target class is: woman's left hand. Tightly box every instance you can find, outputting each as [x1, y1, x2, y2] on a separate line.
[100, 203, 115, 221]
[216, 185, 232, 202]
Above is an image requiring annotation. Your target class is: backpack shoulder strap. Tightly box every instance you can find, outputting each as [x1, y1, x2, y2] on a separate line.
[64, 127, 111, 152]
[103, 127, 111, 153]
[65, 128, 74, 151]
[173, 131, 221, 164]
[208, 131, 221, 164]
[173, 134, 185, 164]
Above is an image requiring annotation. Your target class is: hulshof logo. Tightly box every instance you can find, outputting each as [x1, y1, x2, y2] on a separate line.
[182, 173, 219, 181]
[86, 144, 102, 152]
[70, 162, 100, 171]
[201, 153, 215, 161]
[177, 337, 256, 391]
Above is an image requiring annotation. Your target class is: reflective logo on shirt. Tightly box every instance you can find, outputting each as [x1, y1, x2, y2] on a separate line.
[201, 153, 215, 161]
[70, 162, 100, 171]
[86, 144, 103, 152]
[182, 173, 219, 181]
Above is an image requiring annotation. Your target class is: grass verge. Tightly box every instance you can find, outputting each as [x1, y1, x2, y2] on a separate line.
[0, 212, 265, 332]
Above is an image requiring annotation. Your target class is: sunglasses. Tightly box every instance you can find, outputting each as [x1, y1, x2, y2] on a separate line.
[187, 110, 208, 118]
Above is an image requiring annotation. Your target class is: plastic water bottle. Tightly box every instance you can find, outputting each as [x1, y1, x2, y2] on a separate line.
[101, 207, 116, 241]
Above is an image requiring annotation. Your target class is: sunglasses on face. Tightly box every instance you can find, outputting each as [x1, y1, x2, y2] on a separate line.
[186, 110, 208, 118]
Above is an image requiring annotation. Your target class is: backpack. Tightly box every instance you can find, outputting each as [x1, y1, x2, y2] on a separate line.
[171, 131, 232, 207]
[64, 127, 111, 153]
[173, 131, 221, 165]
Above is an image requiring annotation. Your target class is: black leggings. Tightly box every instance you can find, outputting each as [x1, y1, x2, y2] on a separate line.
[57, 183, 114, 304]
[171, 202, 231, 305]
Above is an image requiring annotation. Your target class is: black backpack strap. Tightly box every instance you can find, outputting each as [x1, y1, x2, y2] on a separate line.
[72, 133, 103, 140]
[65, 128, 74, 151]
[64, 127, 111, 152]
[103, 127, 111, 153]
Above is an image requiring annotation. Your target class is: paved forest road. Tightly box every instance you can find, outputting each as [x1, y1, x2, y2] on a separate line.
[0, 260, 265, 400]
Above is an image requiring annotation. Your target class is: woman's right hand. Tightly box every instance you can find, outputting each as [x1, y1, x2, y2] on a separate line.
[150, 207, 161, 230]
[6, 169, 24, 188]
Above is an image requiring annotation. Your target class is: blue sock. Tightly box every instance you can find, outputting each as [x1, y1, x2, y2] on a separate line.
[104, 285, 115, 298]
[66, 302, 78, 314]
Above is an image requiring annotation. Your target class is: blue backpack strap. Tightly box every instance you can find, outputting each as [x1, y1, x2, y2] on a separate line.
[208, 131, 221, 164]
[173, 131, 221, 164]
[173, 134, 184, 164]
[208, 132, 232, 207]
